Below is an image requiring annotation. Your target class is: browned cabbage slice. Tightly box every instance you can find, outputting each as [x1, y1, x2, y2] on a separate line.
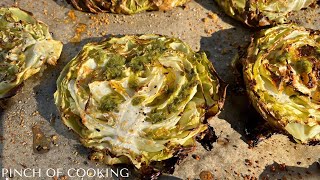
[243, 24, 320, 143]
[54, 35, 227, 170]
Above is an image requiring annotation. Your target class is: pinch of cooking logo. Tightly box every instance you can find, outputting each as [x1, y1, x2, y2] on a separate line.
[1, 168, 130, 178]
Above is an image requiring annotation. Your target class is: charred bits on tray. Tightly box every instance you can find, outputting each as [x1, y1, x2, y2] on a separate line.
[67, 10, 77, 21]
[51, 135, 58, 146]
[32, 125, 51, 154]
[217, 137, 230, 146]
[245, 159, 253, 166]
[192, 154, 201, 160]
[70, 23, 87, 43]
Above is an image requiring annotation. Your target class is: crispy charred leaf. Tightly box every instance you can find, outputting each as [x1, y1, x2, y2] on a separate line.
[67, 0, 190, 14]
[307, 140, 320, 146]
[214, 0, 317, 27]
[243, 24, 320, 144]
[0, 7, 63, 99]
[32, 125, 51, 154]
[244, 106, 277, 147]
[89, 147, 191, 179]
[196, 125, 217, 151]
[54, 35, 227, 174]
[139, 147, 192, 179]
[245, 106, 320, 147]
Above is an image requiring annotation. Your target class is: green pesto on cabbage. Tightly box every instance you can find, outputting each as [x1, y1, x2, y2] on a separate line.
[214, 0, 316, 27]
[243, 24, 320, 143]
[0, 7, 63, 98]
[54, 35, 226, 169]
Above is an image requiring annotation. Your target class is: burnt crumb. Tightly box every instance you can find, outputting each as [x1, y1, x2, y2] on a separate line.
[216, 137, 229, 146]
[51, 135, 58, 145]
[196, 125, 217, 151]
[245, 159, 253, 166]
[244, 106, 276, 147]
[242, 174, 257, 180]
[199, 171, 214, 180]
[60, 175, 68, 180]
[32, 125, 51, 154]
[192, 154, 200, 160]
[19, 163, 27, 169]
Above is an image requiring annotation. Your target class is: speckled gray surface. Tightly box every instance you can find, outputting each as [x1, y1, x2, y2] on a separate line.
[0, 0, 319, 179]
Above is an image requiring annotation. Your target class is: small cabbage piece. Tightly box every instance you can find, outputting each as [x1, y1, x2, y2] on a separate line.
[54, 35, 226, 170]
[243, 24, 320, 143]
[68, 0, 190, 14]
[214, 0, 316, 27]
[0, 7, 63, 98]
